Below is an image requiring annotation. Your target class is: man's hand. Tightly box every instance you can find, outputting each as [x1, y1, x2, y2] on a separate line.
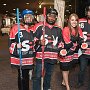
[40, 39, 45, 46]
[17, 43, 22, 48]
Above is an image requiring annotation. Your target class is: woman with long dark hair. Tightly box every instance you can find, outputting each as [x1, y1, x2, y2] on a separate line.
[59, 13, 84, 90]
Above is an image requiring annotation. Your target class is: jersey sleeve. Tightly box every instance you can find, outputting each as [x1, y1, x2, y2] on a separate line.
[78, 27, 84, 45]
[62, 27, 73, 50]
[9, 25, 19, 57]
[57, 28, 64, 52]
[33, 23, 43, 52]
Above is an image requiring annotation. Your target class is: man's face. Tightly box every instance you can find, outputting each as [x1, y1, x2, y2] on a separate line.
[87, 10, 90, 18]
[46, 13, 57, 25]
[24, 14, 34, 23]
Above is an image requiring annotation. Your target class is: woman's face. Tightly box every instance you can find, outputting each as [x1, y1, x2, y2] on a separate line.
[69, 16, 78, 28]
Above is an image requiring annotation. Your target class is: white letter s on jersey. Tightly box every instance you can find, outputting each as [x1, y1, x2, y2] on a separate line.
[22, 40, 30, 51]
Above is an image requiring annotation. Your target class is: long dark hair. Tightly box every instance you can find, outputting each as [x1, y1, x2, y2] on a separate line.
[68, 13, 79, 37]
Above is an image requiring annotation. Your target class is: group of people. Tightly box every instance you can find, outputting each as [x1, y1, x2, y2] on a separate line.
[8, 5, 90, 90]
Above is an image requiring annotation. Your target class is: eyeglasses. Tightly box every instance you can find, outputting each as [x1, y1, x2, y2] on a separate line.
[24, 14, 34, 19]
[47, 13, 57, 18]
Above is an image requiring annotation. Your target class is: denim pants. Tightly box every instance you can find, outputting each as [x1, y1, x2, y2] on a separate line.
[78, 54, 89, 84]
[33, 61, 54, 90]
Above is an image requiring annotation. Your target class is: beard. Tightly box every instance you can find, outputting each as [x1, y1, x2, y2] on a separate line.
[46, 19, 56, 25]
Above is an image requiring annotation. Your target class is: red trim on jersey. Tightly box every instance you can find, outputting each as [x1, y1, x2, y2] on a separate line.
[33, 22, 62, 32]
[10, 57, 34, 65]
[10, 24, 29, 39]
[62, 27, 83, 44]
[59, 55, 74, 62]
[83, 48, 90, 55]
[36, 52, 58, 59]
[73, 53, 78, 59]
[79, 18, 87, 22]
[62, 27, 71, 44]
[58, 41, 64, 48]
[9, 43, 16, 54]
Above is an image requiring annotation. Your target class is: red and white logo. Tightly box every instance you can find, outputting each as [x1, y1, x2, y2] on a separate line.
[81, 43, 88, 49]
[60, 49, 67, 56]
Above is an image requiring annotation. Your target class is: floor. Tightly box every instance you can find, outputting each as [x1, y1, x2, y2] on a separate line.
[0, 33, 89, 90]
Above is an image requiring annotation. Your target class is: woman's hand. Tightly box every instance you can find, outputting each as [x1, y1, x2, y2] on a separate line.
[60, 49, 67, 56]
[81, 42, 88, 49]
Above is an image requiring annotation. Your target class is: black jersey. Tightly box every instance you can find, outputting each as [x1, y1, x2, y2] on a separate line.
[33, 22, 63, 64]
[59, 27, 83, 62]
[9, 24, 34, 69]
[79, 18, 90, 55]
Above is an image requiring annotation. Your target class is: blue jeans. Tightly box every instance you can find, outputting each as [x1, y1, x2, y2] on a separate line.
[33, 61, 54, 90]
[78, 54, 89, 84]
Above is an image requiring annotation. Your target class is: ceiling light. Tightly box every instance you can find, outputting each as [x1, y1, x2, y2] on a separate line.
[66, 10, 69, 12]
[3, 3, 7, 6]
[69, 5, 71, 6]
[13, 9, 15, 10]
[26, 3, 29, 5]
